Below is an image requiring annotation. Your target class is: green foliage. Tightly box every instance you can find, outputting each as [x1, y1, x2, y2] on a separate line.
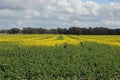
[57, 35, 64, 40]
[7, 28, 20, 34]
[0, 42, 120, 80]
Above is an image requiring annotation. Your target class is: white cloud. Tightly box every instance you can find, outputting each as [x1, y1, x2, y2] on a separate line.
[103, 20, 120, 26]
[0, 0, 120, 29]
[16, 20, 23, 24]
[0, 0, 30, 10]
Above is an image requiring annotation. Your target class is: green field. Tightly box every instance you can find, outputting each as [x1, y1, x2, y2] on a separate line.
[0, 35, 120, 80]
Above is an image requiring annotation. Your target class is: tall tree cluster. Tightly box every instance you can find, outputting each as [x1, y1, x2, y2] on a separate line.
[0, 27, 120, 35]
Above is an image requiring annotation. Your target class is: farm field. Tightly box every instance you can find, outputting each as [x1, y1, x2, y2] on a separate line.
[0, 34, 120, 80]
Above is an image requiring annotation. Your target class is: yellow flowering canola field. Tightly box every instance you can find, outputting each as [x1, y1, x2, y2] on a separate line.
[0, 34, 120, 46]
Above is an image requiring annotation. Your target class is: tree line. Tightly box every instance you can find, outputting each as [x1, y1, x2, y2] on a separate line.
[0, 27, 120, 35]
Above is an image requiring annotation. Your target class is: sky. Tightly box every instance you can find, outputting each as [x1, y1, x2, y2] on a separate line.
[0, 0, 120, 29]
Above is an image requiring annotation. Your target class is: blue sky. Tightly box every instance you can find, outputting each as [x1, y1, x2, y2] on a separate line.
[0, 0, 120, 29]
[82, 0, 110, 4]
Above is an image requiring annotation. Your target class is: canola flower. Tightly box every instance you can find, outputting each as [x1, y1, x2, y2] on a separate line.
[21, 35, 81, 46]
[73, 35, 120, 46]
[0, 34, 45, 41]
[0, 34, 120, 46]
[21, 35, 58, 46]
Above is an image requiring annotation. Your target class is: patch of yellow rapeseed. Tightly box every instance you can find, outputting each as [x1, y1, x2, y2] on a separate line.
[0, 34, 120, 46]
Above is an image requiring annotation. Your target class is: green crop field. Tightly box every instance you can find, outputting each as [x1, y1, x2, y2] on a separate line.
[0, 34, 120, 80]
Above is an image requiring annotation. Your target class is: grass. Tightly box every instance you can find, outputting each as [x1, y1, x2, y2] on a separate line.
[56, 35, 64, 40]
[0, 41, 120, 80]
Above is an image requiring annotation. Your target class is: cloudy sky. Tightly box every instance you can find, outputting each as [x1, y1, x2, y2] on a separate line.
[0, 0, 120, 29]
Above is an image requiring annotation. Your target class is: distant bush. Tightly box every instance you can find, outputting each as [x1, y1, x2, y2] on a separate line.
[0, 27, 120, 35]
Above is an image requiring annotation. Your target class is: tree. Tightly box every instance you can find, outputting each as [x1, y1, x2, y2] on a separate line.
[57, 28, 63, 34]
[38, 28, 47, 34]
[22, 27, 34, 34]
[68, 27, 82, 35]
[0, 29, 7, 33]
[7, 28, 20, 34]
[48, 29, 58, 34]
[1, 26, 120, 35]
